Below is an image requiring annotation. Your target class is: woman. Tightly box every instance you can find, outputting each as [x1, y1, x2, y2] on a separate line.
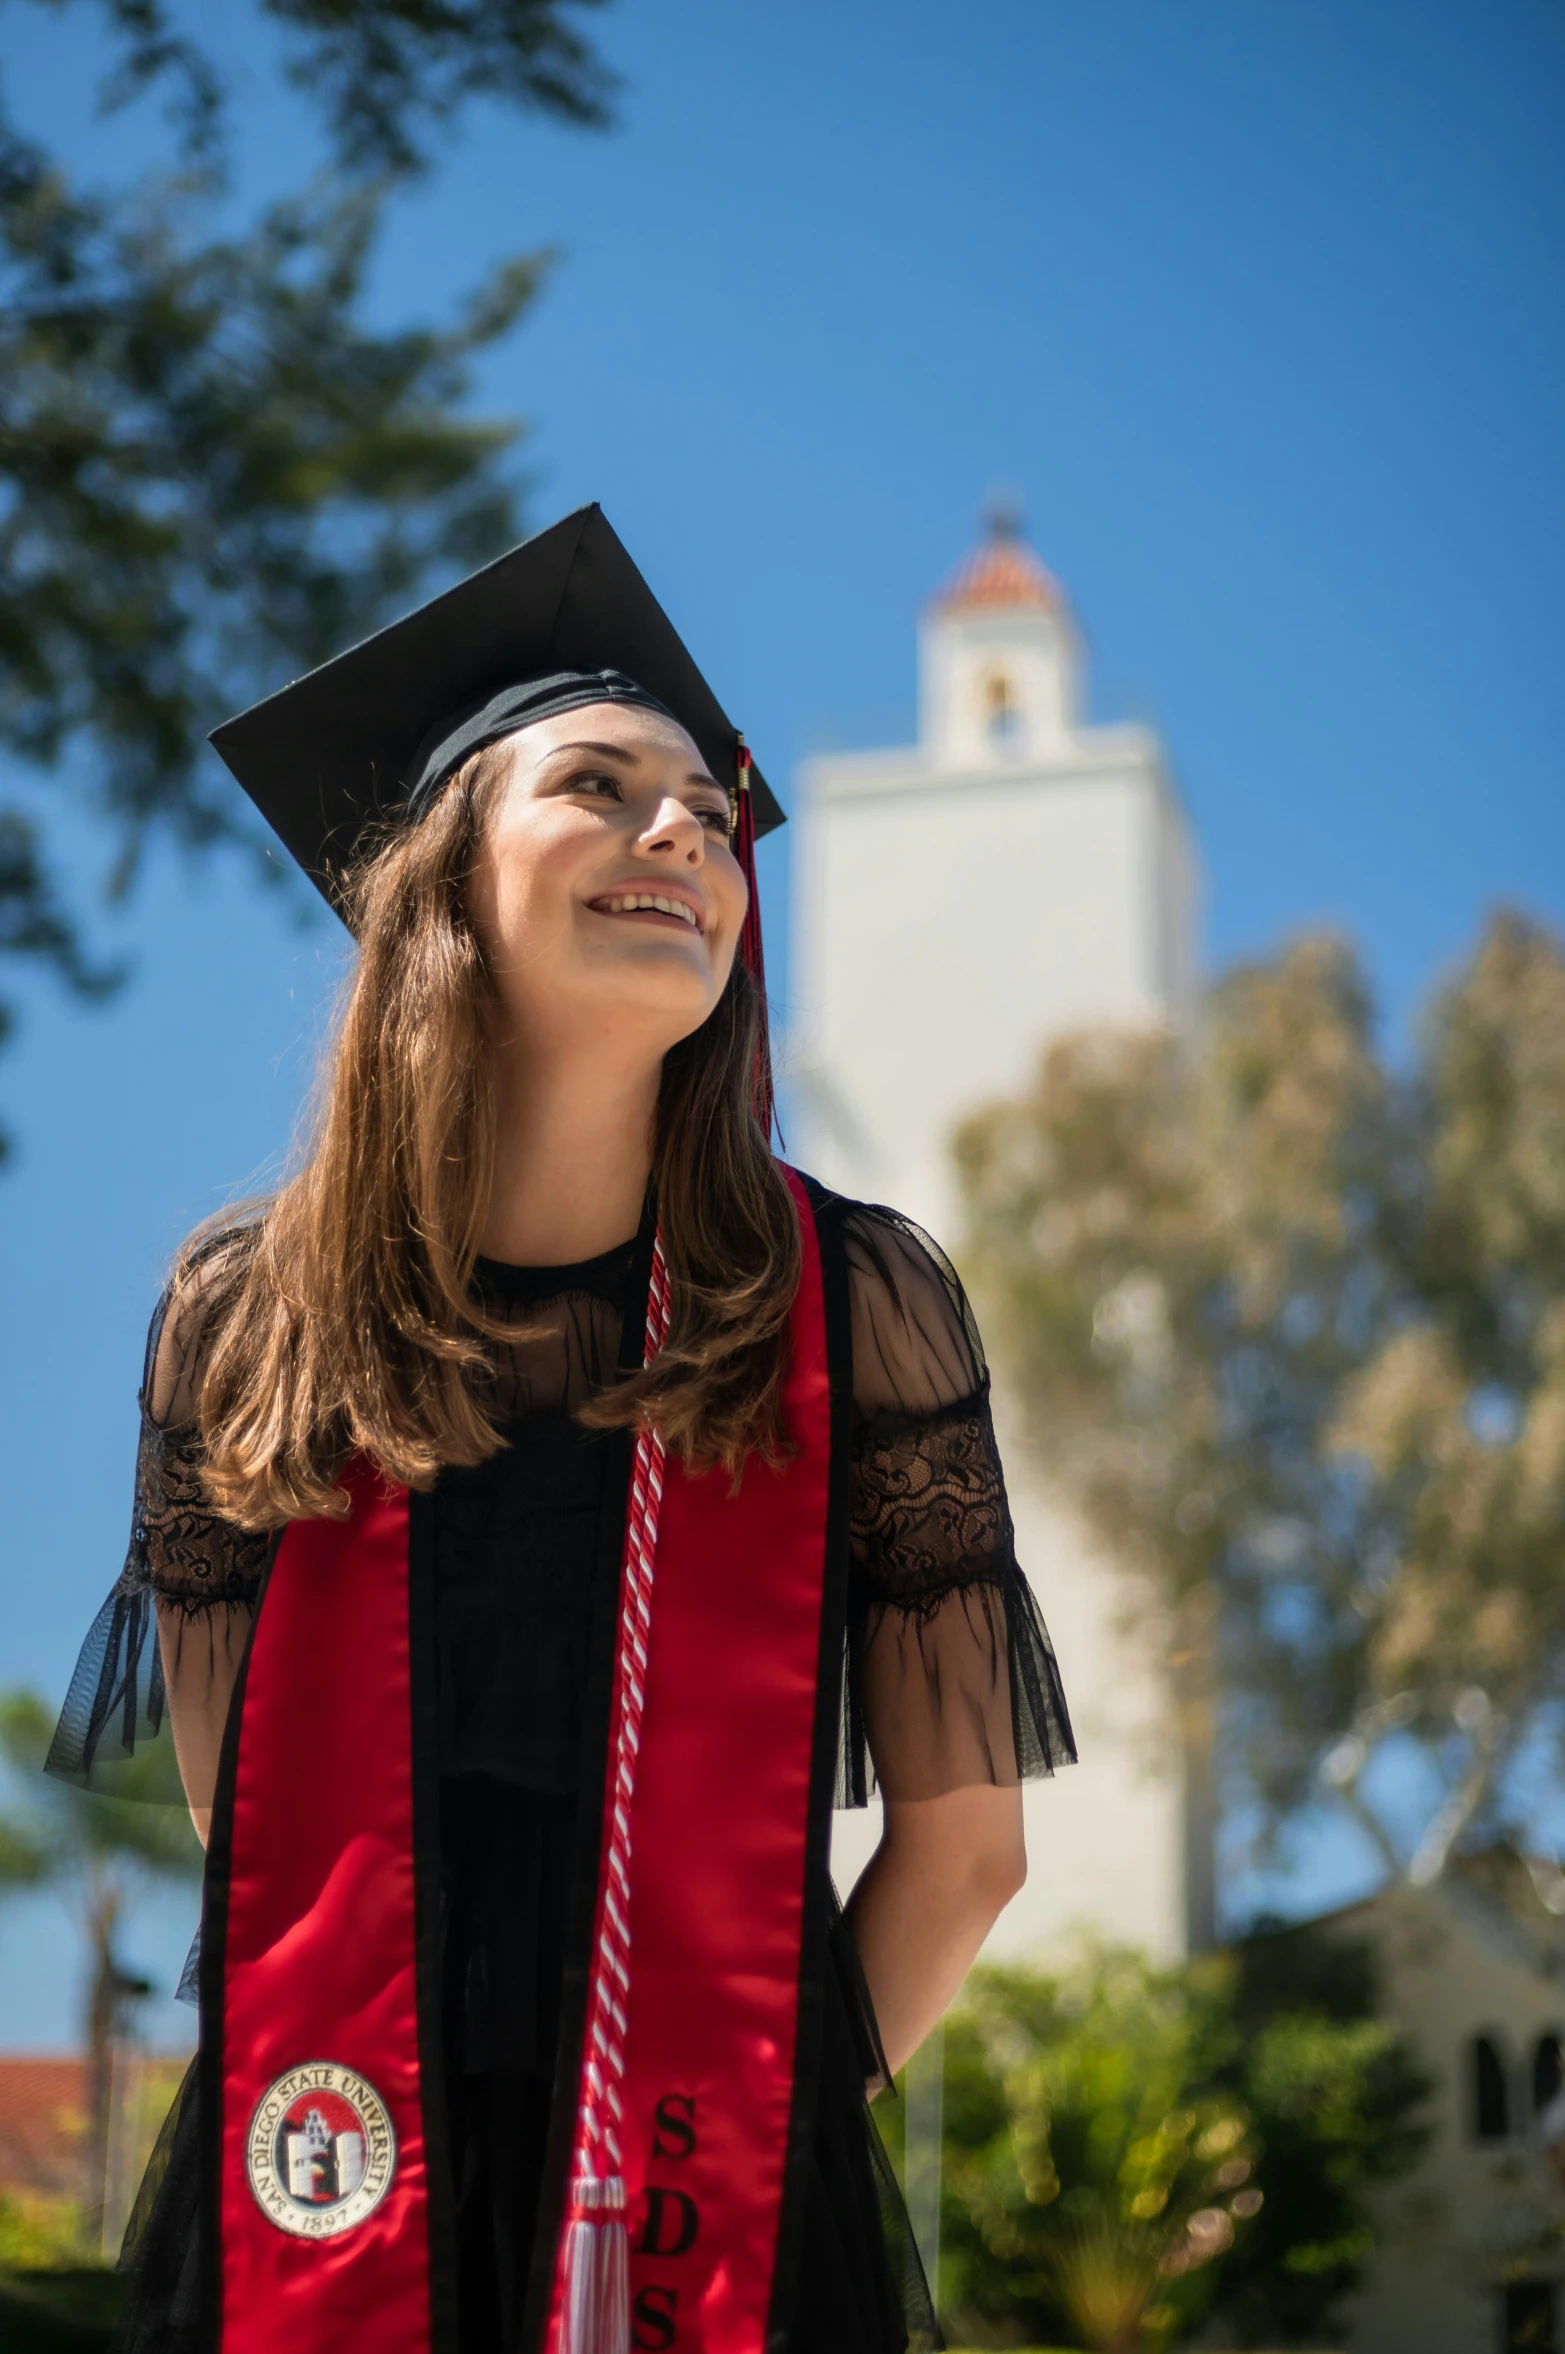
[49, 506, 1074, 2354]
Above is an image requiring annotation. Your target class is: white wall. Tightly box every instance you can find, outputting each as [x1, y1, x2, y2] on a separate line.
[791, 733, 1191, 1248]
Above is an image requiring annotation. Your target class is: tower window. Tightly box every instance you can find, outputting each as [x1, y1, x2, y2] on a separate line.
[1474, 2035, 1510, 2139]
[1535, 2033, 1564, 2119]
[982, 670, 1021, 743]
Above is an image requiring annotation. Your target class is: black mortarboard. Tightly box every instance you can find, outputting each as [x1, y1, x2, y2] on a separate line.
[209, 502, 780, 1128]
[208, 502, 784, 910]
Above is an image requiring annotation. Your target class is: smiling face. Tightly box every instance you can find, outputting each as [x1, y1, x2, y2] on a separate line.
[466, 700, 748, 1066]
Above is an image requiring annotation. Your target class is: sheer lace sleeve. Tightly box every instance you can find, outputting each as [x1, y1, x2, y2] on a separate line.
[837, 1203, 1075, 1806]
[46, 1284, 270, 1806]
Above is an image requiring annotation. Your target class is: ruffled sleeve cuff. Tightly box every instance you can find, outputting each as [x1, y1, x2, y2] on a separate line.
[44, 1570, 170, 1795]
[46, 1296, 270, 1803]
[837, 1553, 1076, 1808]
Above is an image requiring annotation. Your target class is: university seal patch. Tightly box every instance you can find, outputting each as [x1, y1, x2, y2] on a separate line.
[245, 2063, 396, 2239]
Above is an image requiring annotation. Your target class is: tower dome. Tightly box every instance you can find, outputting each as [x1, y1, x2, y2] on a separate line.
[931, 505, 1064, 615]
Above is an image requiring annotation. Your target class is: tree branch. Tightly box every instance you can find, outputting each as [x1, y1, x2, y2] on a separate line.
[1318, 1743, 1405, 1883]
[1408, 1698, 1508, 1888]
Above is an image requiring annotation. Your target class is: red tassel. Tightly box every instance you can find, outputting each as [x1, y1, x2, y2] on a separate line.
[734, 739, 776, 1141]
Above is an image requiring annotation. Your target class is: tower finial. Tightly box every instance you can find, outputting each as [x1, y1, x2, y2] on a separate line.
[982, 489, 1024, 542]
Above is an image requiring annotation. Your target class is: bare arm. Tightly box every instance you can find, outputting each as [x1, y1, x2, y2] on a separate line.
[845, 1782, 1025, 2090]
[156, 1601, 252, 1850]
[837, 1204, 1070, 2089]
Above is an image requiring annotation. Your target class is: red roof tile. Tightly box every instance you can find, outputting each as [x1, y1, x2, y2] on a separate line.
[932, 530, 1062, 613]
[0, 2058, 88, 2197]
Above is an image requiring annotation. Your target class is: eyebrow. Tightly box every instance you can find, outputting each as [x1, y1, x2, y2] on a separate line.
[545, 739, 724, 793]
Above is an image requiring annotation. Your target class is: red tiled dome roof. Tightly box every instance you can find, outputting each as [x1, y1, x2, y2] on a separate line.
[932, 524, 1062, 613]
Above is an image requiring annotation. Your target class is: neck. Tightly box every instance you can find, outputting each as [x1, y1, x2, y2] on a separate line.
[480, 1034, 661, 1266]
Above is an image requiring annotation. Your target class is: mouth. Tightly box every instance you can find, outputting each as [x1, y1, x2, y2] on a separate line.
[586, 888, 705, 936]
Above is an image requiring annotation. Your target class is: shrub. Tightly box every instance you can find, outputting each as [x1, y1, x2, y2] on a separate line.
[937, 1930, 1428, 2350]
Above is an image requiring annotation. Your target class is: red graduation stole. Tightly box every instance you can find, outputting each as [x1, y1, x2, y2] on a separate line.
[206, 1169, 835, 2353]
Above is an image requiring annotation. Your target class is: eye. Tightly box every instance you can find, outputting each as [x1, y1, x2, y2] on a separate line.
[695, 803, 732, 837]
[566, 768, 625, 803]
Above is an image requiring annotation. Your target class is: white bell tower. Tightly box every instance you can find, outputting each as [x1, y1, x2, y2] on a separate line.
[790, 512, 1209, 1963]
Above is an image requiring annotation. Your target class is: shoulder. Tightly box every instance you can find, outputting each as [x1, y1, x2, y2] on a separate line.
[787, 1174, 986, 1418]
[144, 1216, 264, 1431]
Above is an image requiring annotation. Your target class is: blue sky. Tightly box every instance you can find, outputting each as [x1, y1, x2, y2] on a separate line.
[2, 0, 1562, 2046]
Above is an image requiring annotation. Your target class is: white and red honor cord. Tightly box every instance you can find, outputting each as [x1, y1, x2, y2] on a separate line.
[561, 1233, 673, 2354]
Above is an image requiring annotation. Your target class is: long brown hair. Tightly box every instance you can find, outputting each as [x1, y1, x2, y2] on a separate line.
[177, 741, 801, 1530]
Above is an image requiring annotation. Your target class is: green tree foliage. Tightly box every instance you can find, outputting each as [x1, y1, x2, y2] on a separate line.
[938, 1937, 1428, 2351]
[0, 0, 614, 1147]
[954, 911, 1565, 1881]
[0, 1688, 202, 2245]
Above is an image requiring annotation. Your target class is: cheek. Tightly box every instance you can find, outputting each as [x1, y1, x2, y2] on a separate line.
[709, 853, 750, 958]
[482, 809, 588, 946]
[708, 914, 743, 999]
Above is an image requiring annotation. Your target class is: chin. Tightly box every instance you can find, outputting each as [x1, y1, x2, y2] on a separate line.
[586, 957, 721, 1036]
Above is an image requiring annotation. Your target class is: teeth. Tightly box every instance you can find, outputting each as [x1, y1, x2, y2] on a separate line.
[601, 893, 697, 927]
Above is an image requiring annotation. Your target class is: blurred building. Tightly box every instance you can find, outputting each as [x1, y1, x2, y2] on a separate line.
[0, 2057, 86, 2205]
[1325, 1853, 1565, 2354]
[0, 2047, 188, 2258]
[789, 510, 1207, 1962]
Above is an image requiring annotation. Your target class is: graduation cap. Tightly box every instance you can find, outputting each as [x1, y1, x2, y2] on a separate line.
[209, 502, 779, 1121]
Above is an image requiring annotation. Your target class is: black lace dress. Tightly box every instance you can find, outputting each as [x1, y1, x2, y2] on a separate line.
[49, 1202, 1074, 2354]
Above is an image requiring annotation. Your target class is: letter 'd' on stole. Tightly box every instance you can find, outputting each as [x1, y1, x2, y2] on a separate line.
[636, 2187, 698, 2258]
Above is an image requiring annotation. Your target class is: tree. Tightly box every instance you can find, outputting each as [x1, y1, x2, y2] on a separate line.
[0, 0, 616, 1151]
[0, 1688, 203, 2246]
[937, 1936, 1428, 2351]
[954, 911, 1565, 1887]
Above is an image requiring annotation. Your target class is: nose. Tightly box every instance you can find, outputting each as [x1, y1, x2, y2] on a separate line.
[637, 793, 706, 864]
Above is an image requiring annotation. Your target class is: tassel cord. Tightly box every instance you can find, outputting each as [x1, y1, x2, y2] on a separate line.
[734, 738, 776, 1141]
[560, 1240, 672, 2354]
